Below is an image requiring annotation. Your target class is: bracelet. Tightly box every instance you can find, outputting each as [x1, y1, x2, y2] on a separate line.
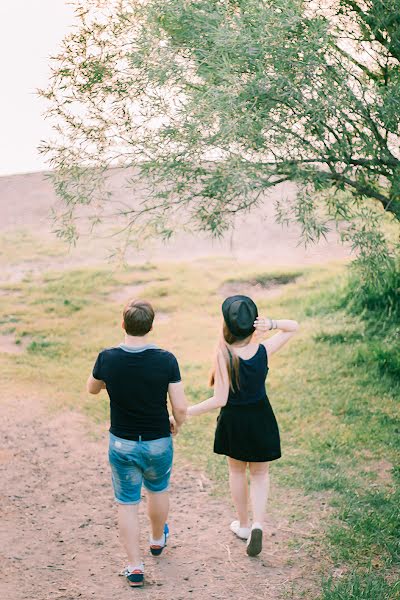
[272, 319, 277, 330]
[268, 317, 273, 330]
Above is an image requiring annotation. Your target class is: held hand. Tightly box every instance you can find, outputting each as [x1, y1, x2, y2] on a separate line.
[169, 415, 179, 436]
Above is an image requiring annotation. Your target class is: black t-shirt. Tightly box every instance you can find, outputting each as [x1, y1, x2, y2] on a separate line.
[92, 344, 181, 440]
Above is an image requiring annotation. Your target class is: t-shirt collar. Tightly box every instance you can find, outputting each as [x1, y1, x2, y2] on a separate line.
[118, 343, 159, 353]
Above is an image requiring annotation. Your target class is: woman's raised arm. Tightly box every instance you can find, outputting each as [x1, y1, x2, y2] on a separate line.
[254, 318, 299, 356]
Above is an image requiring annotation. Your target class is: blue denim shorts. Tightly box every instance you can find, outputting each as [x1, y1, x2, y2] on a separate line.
[108, 433, 173, 504]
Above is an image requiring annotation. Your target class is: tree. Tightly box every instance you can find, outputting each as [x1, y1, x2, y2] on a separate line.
[40, 0, 400, 262]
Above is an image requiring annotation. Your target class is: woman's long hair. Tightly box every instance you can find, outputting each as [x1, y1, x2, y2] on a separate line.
[209, 322, 252, 391]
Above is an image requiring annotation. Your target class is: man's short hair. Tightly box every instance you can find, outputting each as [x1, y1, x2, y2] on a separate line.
[123, 300, 155, 336]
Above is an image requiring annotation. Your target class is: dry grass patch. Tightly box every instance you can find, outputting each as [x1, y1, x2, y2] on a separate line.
[108, 283, 147, 303]
[0, 334, 29, 354]
[219, 271, 302, 300]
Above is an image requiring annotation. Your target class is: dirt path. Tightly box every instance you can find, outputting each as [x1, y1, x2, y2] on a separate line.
[0, 393, 323, 600]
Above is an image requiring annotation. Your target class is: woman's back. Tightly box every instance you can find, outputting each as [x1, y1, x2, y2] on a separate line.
[227, 344, 268, 406]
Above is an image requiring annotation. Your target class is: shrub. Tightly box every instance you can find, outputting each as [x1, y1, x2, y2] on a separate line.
[343, 260, 400, 322]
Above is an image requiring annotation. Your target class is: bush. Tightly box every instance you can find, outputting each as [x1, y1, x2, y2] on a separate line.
[343, 260, 400, 322]
[353, 344, 400, 381]
[335, 258, 400, 386]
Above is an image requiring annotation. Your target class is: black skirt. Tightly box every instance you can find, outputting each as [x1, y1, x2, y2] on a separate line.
[213, 396, 281, 462]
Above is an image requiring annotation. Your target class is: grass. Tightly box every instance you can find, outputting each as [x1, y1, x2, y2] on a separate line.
[0, 244, 399, 598]
[322, 572, 399, 600]
[329, 484, 400, 566]
[0, 229, 66, 265]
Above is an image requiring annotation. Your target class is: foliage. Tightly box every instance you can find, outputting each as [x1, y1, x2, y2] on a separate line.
[308, 240, 400, 387]
[336, 254, 400, 384]
[40, 0, 400, 259]
[344, 258, 400, 321]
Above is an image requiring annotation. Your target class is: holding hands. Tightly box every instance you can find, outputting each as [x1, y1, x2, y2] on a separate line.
[169, 415, 179, 436]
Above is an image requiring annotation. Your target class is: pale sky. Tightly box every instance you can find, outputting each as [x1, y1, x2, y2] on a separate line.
[0, 1, 75, 176]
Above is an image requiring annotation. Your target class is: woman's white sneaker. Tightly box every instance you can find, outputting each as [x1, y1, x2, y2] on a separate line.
[230, 520, 251, 540]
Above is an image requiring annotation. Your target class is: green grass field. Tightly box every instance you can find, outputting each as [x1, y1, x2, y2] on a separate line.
[0, 249, 398, 599]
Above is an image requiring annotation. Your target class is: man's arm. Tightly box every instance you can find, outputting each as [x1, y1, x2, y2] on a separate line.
[86, 374, 106, 394]
[168, 381, 187, 428]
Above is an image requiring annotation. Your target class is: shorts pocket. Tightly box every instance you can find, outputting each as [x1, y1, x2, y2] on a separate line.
[146, 436, 172, 457]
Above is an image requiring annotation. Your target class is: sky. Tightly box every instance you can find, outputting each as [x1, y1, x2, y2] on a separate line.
[0, 1, 75, 176]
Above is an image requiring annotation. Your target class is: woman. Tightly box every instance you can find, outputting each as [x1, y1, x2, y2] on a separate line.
[187, 295, 299, 556]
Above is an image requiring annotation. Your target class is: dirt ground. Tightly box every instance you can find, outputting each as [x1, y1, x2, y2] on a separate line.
[0, 170, 341, 599]
[0, 393, 326, 600]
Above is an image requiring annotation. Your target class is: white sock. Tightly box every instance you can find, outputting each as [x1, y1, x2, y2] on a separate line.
[150, 534, 165, 546]
[252, 522, 263, 531]
[127, 562, 144, 572]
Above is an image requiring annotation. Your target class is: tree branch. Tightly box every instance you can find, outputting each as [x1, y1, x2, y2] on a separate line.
[341, 1, 400, 62]
[324, 172, 399, 218]
[333, 42, 381, 82]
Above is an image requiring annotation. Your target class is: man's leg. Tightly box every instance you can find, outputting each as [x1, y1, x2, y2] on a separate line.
[147, 491, 169, 540]
[117, 503, 141, 567]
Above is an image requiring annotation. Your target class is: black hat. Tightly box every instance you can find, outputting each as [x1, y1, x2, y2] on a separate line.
[222, 295, 258, 338]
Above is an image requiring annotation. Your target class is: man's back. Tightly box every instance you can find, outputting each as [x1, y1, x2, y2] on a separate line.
[93, 344, 181, 439]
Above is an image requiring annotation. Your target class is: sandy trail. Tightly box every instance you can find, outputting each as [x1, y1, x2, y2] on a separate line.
[0, 394, 323, 600]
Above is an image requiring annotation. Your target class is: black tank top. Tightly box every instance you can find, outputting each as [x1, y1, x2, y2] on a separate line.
[227, 344, 268, 406]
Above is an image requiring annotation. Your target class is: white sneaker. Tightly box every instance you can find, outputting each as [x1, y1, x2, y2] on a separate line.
[121, 563, 145, 587]
[230, 520, 251, 540]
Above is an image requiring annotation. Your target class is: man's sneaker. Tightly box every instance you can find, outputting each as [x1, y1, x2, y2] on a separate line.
[246, 525, 263, 557]
[150, 523, 169, 556]
[122, 564, 145, 587]
[230, 520, 251, 540]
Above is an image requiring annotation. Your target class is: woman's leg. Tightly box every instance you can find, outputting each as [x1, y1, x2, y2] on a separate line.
[227, 457, 250, 527]
[248, 462, 270, 525]
[147, 490, 169, 540]
[118, 503, 141, 566]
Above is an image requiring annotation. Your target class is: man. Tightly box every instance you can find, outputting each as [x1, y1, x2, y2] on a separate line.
[87, 299, 187, 587]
